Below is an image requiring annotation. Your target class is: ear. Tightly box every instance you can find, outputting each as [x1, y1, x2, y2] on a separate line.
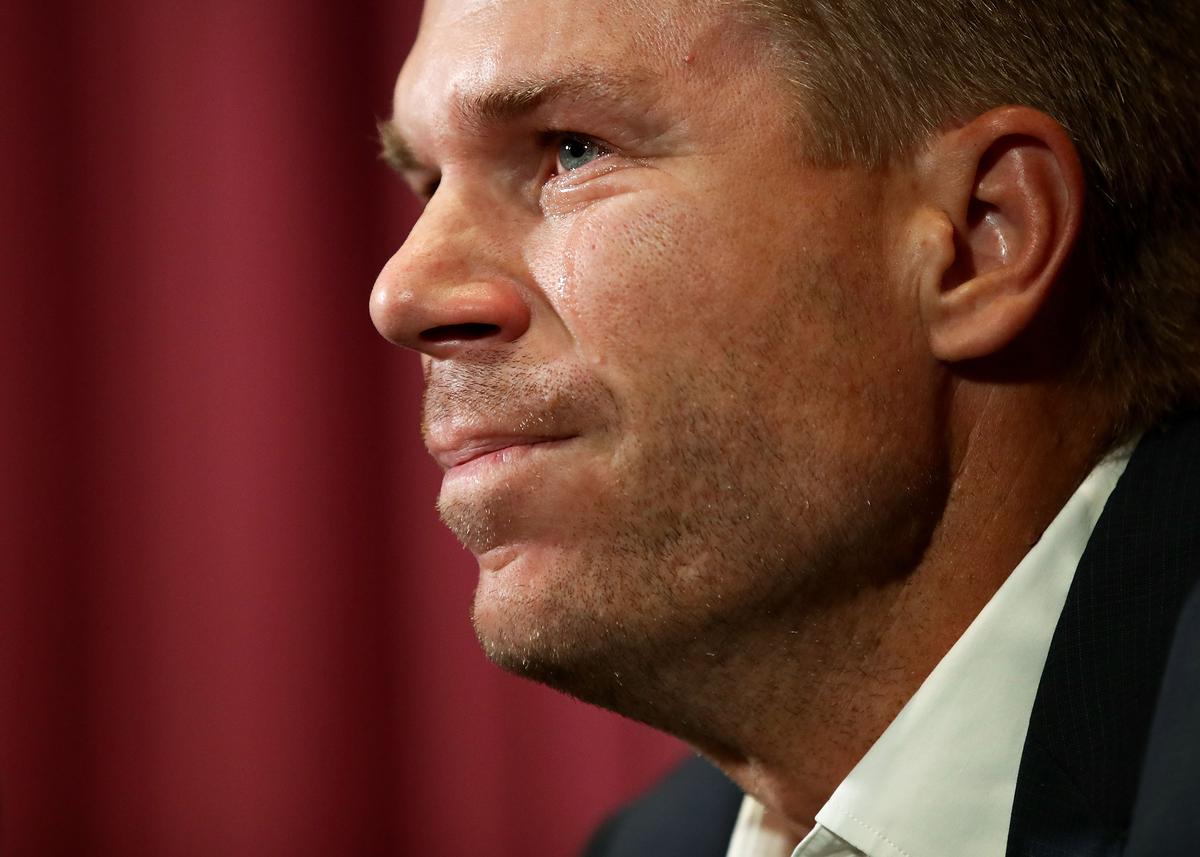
[906, 107, 1085, 362]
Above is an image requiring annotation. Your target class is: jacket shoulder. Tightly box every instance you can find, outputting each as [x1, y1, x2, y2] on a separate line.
[582, 756, 743, 857]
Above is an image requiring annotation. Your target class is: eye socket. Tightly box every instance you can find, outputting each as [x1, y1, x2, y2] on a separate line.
[555, 134, 610, 173]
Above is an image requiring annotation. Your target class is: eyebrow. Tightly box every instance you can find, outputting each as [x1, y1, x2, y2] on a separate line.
[377, 68, 653, 175]
[377, 118, 421, 173]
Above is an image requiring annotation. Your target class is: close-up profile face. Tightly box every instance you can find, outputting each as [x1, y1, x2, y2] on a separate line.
[372, 0, 943, 711]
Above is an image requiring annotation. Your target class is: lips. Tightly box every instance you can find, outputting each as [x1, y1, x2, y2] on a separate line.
[421, 364, 608, 475]
[426, 433, 576, 471]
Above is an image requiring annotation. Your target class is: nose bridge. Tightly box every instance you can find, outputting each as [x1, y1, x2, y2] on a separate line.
[371, 182, 531, 357]
[390, 190, 474, 288]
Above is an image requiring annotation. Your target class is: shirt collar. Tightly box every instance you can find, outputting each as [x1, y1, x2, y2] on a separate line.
[808, 443, 1134, 857]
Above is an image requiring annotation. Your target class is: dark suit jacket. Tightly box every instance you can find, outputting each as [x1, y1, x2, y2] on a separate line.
[584, 413, 1200, 857]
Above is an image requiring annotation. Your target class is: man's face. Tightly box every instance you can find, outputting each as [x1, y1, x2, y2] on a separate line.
[374, 0, 941, 714]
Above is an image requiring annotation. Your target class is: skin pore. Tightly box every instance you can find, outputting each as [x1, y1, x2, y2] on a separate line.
[372, 0, 1112, 838]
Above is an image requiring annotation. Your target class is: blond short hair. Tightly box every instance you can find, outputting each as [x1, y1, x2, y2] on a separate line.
[742, 0, 1200, 437]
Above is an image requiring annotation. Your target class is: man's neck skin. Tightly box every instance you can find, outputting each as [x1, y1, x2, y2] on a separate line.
[684, 382, 1113, 838]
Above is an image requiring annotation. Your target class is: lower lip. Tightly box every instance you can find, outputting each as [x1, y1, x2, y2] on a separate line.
[443, 438, 575, 484]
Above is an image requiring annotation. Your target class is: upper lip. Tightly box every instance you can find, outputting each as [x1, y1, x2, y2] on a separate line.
[426, 432, 575, 470]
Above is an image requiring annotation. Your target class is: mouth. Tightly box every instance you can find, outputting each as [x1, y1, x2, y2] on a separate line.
[428, 434, 579, 473]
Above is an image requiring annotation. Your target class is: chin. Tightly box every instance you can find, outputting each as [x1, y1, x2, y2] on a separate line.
[465, 533, 721, 722]
[469, 555, 728, 748]
[467, 542, 625, 683]
[470, 591, 647, 721]
[469, 543, 600, 660]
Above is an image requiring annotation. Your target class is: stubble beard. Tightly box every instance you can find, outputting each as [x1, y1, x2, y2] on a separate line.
[430, 352, 945, 749]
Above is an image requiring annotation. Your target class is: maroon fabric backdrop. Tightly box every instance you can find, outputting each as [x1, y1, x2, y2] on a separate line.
[1, 3, 685, 855]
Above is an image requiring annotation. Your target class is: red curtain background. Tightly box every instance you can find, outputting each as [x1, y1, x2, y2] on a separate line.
[1, 3, 685, 855]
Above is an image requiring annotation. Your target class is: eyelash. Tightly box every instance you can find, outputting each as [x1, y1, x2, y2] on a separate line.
[412, 132, 614, 203]
[546, 131, 614, 176]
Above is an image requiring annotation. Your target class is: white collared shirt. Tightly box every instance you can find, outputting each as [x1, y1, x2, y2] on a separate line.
[725, 445, 1134, 857]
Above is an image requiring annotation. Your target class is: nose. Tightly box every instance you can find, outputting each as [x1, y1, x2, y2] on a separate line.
[370, 193, 531, 359]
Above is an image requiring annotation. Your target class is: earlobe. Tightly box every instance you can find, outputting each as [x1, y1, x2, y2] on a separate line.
[912, 107, 1084, 363]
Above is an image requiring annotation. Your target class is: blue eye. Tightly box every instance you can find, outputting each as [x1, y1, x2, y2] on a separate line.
[557, 135, 607, 172]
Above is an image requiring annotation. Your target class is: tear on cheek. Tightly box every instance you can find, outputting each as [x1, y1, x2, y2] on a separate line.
[558, 199, 712, 330]
[540, 169, 637, 217]
[526, 219, 573, 307]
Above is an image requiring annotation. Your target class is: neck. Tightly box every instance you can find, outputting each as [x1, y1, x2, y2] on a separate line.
[686, 383, 1114, 834]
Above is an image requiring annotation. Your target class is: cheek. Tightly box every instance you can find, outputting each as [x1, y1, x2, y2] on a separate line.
[543, 195, 739, 364]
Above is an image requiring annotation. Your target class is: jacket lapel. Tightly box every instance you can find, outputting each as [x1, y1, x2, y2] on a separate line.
[1007, 413, 1200, 856]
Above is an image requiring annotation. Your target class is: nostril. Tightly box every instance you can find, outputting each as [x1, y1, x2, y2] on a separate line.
[419, 322, 501, 343]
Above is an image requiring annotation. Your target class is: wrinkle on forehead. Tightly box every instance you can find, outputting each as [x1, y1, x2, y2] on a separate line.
[421, 0, 725, 37]
[404, 0, 735, 100]
[392, 0, 781, 167]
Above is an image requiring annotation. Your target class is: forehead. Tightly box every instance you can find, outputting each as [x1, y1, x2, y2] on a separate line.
[395, 0, 738, 122]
